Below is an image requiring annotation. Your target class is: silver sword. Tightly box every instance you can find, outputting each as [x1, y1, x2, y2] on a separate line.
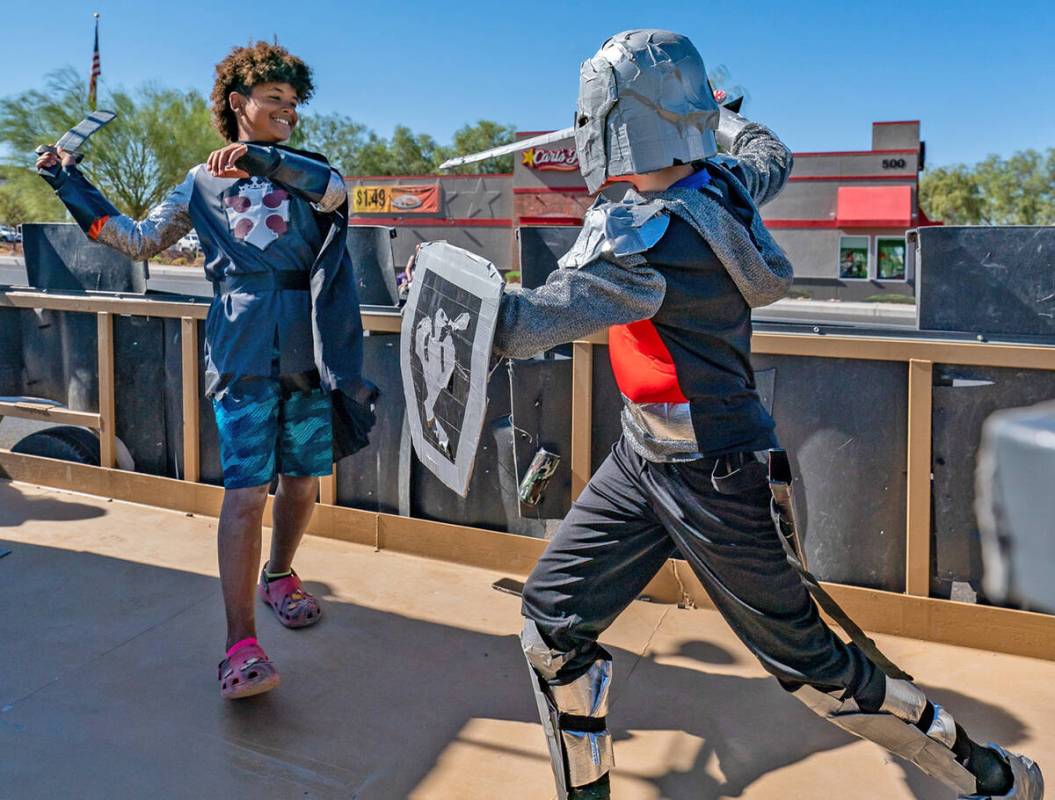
[438, 88, 745, 172]
[36, 109, 117, 177]
[438, 126, 575, 171]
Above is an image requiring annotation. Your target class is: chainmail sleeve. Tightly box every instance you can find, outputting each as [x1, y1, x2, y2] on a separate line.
[714, 108, 793, 207]
[56, 167, 195, 260]
[493, 256, 666, 359]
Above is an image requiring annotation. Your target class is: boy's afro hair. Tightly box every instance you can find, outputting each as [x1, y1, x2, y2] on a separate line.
[210, 41, 314, 142]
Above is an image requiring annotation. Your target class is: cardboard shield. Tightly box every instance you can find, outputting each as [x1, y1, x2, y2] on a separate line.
[400, 241, 504, 496]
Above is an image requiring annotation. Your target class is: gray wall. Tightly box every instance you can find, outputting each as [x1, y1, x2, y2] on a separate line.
[391, 226, 514, 272]
[788, 151, 920, 178]
[763, 182, 917, 225]
[872, 121, 921, 151]
[775, 227, 914, 279]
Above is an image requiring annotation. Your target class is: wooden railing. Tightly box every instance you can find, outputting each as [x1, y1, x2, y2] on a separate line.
[2, 286, 1055, 659]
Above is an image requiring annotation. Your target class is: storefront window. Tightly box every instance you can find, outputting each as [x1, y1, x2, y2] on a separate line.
[839, 236, 869, 279]
[877, 238, 907, 280]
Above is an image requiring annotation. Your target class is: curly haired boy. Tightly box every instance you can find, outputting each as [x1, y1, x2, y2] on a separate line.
[38, 42, 376, 699]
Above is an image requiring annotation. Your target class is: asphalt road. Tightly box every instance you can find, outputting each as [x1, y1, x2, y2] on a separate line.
[0, 416, 50, 450]
[0, 257, 917, 326]
[0, 257, 212, 297]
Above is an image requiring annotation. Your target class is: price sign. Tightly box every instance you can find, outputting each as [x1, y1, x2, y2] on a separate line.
[353, 186, 389, 213]
[351, 184, 440, 214]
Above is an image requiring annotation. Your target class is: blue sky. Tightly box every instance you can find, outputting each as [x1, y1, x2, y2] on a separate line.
[2, 0, 1052, 167]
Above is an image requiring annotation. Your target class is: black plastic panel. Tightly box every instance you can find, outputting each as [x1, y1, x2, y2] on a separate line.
[508, 356, 573, 522]
[18, 309, 97, 410]
[335, 333, 404, 513]
[0, 308, 23, 396]
[347, 225, 399, 306]
[113, 316, 169, 476]
[589, 346, 624, 473]
[930, 364, 1055, 598]
[917, 226, 1055, 339]
[516, 226, 579, 289]
[22, 223, 146, 293]
[752, 355, 908, 591]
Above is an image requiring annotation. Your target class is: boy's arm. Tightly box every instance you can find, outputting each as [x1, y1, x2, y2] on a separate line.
[493, 256, 666, 359]
[714, 107, 794, 207]
[42, 166, 193, 259]
[235, 145, 347, 213]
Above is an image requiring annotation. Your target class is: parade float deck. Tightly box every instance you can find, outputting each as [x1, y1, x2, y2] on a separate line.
[2, 223, 1055, 798]
[2, 480, 1054, 800]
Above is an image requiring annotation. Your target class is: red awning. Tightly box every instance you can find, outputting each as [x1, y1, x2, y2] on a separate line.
[836, 185, 913, 228]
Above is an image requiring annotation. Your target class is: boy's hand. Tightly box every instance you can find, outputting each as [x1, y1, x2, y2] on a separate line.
[35, 146, 78, 172]
[207, 143, 250, 179]
[398, 246, 421, 303]
[403, 250, 417, 284]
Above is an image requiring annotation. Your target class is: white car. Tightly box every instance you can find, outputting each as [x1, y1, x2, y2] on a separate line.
[175, 231, 200, 255]
[0, 225, 20, 243]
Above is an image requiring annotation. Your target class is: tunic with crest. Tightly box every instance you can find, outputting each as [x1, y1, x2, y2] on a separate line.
[43, 143, 375, 458]
[46, 144, 354, 398]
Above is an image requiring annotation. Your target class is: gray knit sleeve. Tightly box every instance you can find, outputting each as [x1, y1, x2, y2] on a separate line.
[493, 257, 666, 359]
[715, 108, 793, 207]
[91, 170, 195, 260]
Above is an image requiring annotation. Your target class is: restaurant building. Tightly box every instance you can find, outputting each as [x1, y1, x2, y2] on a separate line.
[346, 119, 933, 301]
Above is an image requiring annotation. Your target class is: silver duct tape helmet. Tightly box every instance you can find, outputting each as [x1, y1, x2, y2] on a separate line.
[575, 29, 720, 193]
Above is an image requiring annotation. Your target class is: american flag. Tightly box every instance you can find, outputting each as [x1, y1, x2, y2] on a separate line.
[88, 14, 100, 110]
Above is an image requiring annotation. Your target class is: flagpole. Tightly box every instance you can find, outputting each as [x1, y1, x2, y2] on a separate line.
[88, 12, 101, 111]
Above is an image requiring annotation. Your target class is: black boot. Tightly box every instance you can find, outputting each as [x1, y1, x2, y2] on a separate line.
[568, 773, 611, 800]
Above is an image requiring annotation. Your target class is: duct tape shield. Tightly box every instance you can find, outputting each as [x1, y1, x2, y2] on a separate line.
[399, 242, 504, 497]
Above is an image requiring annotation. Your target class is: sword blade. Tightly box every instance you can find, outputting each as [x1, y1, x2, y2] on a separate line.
[438, 126, 575, 170]
[54, 109, 117, 153]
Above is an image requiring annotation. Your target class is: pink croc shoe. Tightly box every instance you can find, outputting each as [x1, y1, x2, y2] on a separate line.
[258, 565, 322, 629]
[218, 638, 280, 700]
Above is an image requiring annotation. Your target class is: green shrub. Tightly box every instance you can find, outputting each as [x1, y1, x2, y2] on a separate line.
[863, 293, 916, 304]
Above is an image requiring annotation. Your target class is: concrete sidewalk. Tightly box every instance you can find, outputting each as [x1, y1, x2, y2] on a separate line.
[1, 480, 1051, 799]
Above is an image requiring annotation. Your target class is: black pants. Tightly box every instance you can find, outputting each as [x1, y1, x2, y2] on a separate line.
[522, 436, 878, 697]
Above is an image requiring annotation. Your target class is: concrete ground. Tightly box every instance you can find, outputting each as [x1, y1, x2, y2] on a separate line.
[1, 480, 1052, 800]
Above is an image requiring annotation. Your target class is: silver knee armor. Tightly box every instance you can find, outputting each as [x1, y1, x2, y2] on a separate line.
[794, 678, 977, 794]
[522, 619, 614, 799]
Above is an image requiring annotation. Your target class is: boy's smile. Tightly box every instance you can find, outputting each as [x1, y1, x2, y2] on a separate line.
[231, 81, 300, 143]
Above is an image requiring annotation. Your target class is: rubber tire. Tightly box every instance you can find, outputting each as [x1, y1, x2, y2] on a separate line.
[11, 425, 101, 466]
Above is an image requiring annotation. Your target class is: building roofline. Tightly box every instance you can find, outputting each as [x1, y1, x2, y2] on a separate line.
[788, 174, 917, 183]
[795, 148, 919, 158]
[345, 174, 512, 181]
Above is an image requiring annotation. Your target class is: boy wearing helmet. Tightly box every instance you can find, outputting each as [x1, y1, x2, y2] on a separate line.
[491, 29, 1042, 800]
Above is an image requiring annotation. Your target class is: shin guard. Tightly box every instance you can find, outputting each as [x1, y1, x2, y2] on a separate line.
[522, 619, 614, 799]
[794, 678, 977, 794]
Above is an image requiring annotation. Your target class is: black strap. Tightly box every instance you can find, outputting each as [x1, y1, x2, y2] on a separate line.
[766, 450, 914, 682]
[711, 451, 768, 495]
[558, 713, 608, 733]
[792, 549, 914, 682]
[213, 270, 310, 296]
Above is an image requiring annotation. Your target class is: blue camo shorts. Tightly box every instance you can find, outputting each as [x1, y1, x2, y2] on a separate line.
[211, 375, 333, 490]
